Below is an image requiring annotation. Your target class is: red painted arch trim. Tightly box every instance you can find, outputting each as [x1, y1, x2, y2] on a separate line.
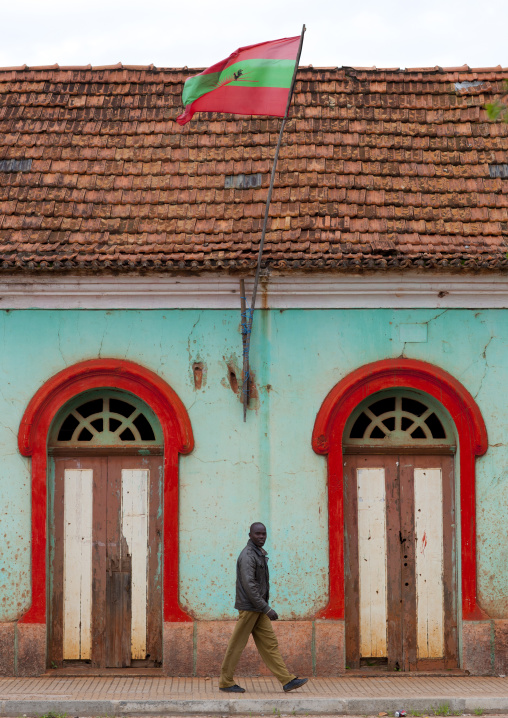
[312, 358, 488, 622]
[18, 359, 194, 624]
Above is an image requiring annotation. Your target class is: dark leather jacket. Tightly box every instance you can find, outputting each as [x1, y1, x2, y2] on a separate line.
[235, 539, 271, 613]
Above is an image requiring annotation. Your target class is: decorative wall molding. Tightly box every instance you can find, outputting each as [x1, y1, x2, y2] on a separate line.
[312, 358, 489, 623]
[18, 359, 193, 625]
[0, 273, 508, 309]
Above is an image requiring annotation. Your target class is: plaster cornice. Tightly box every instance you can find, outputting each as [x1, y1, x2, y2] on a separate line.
[0, 273, 508, 309]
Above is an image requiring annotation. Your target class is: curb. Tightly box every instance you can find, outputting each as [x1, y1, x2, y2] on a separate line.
[0, 696, 506, 715]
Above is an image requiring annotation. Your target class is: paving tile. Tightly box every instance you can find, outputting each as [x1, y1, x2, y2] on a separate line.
[1, 674, 508, 699]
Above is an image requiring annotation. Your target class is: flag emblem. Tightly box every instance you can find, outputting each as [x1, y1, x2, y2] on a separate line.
[176, 36, 300, 125]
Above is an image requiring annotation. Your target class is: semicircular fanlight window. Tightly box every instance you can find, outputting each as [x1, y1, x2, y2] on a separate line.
[345, 393, 452, 446]
[55, 393, 160, 446]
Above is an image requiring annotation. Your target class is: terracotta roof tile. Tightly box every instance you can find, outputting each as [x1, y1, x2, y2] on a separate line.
[0, 65, 507, 271]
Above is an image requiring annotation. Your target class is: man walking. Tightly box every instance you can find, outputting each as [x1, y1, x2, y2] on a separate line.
[219, 522, 308, 693]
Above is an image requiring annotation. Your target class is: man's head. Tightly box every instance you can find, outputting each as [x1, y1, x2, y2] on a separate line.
[249, 522, 267, 548]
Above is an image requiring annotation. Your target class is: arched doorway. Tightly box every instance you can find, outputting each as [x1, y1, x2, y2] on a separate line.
[312, 359, 488, 672]
[343, 389, 457, 670]
[48, 390, 164, 668]
[18, 359, 194, 673]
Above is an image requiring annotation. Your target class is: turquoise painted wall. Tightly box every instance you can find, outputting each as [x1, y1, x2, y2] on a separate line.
[0, 308, 506, 621]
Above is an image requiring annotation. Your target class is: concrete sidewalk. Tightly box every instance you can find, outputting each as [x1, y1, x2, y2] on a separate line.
[0, 675, 507, 715]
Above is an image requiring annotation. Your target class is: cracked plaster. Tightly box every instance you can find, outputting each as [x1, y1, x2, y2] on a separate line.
[0, 307, 506, 621]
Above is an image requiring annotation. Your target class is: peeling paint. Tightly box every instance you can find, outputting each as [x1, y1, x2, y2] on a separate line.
[0, 307, 506, 623]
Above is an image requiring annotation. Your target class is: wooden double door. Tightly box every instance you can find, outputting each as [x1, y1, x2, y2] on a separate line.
[344, 453, 457, 671]
[49, 454, 163, 668]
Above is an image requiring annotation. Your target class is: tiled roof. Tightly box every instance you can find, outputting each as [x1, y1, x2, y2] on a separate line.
[0, 64, 507, 272]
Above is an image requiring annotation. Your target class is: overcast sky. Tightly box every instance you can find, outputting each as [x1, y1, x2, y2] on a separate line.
[1, 0, 506, 71]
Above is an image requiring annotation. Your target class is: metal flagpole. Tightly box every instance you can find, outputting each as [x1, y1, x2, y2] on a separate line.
[241, 24, 306, 421]
[240, 278, 249, 421]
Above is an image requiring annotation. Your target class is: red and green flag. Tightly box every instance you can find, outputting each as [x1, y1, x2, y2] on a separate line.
[176, 36, 300, 125]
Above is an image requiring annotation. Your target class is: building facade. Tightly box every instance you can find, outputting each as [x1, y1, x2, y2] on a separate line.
[0, 64, 507, 676]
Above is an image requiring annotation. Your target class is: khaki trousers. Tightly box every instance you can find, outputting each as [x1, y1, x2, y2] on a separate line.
[219, 610, 296, 688]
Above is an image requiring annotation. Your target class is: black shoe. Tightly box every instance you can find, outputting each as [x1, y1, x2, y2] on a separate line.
[219, 684, 246, 693]
[283, 677, 308, 692]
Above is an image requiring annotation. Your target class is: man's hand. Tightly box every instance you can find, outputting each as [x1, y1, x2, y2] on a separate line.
[267, 608, 278, 621]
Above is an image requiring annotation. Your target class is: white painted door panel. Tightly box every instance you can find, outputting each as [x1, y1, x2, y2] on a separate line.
[63, 469, 93, 660]
[414, 467, 444, 658]
[358, 467, 388, 657]
[122, 469, 149, 659]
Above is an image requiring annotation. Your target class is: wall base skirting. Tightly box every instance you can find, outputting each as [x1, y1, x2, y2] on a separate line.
[2, 619, 507, 676]
[16, 623, 46, 676]
[0, 623, 15, 675]
[0, 623, 46, 676]
[462, 619, 508, 676]
[0, 620, 345, 677]
[162, 620, 345, 677]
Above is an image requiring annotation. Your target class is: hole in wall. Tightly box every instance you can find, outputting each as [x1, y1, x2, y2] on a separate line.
[193, 362, 204, 390]
[228, 364, 239, 394]
[221, 358, 258, 408]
